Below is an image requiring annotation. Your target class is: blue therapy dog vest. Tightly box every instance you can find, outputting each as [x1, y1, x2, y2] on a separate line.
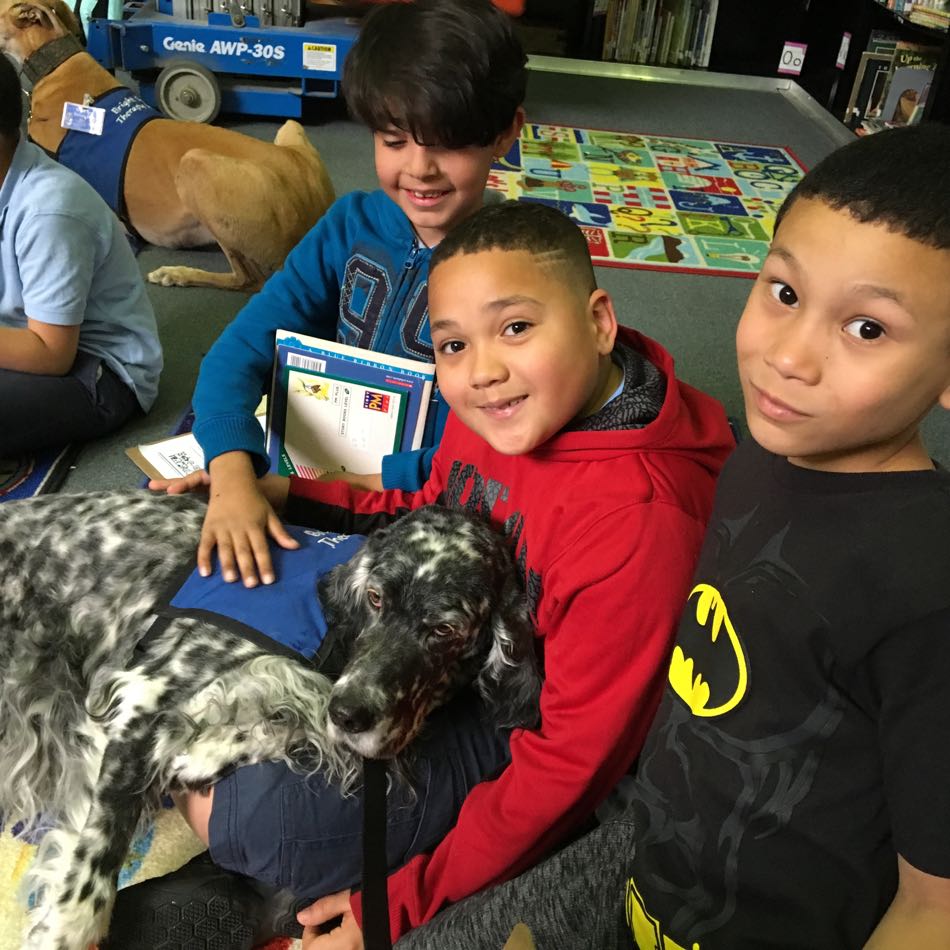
[145, 525, 367, 667]
[55, 88, 159, 239]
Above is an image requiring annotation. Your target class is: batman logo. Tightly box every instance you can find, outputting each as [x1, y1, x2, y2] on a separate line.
[668, 583, 747, 717]
[626, 876, 698, 950]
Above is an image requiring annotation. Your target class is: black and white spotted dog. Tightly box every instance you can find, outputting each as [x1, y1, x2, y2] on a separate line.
[0, 491, 541, 950]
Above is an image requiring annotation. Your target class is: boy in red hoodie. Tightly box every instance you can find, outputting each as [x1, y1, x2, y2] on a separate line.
[145, 201, 733, 950]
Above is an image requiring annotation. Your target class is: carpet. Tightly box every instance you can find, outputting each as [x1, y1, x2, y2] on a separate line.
[488, 122, 806, 277]
[0, 802, 302, 949]
[0, 444, 80, 503]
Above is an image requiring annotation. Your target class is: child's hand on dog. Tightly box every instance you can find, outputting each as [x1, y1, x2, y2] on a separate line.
[201, 464, 296, 586]
[152, 451, 296, 586]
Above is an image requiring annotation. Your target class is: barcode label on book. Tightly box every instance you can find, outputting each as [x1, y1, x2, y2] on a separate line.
[288, 352, 328, 373]
[164, 450, 201, 475]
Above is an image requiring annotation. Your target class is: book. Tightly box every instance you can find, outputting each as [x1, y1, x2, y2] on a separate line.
[867, 30, 900, 57]
[908, 4, 949, 30]
[698, 0, 718, 68]
[615, 0, 641, 62]
[877, 39, 941, 126]
[844, 50, 896, 127]
[602, 0, 624, 59]
[267, 331, 435, 479]
[126, 398, 267, 480]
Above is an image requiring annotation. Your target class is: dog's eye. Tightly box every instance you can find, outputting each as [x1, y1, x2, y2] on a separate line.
[432, 623, 458, 638]
[367, 588, 383, 609]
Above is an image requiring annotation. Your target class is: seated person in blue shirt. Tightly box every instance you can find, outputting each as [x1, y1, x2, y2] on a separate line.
[0, 54, 162, 458]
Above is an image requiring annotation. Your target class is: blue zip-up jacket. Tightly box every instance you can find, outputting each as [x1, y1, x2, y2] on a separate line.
[192, 189, 449, 491]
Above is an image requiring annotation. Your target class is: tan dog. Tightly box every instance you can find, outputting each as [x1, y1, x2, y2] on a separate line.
[0, 0, 335, 291]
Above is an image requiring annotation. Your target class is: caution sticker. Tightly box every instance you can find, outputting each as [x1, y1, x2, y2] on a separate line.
[303, 42, 336, 72]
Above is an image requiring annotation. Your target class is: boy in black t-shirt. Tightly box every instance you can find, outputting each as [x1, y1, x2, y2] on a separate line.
[396, 123, 950, 950]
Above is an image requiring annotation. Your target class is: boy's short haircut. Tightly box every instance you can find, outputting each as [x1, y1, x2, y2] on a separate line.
[775, 123, 950, 250]
[342, 0, 526, 149]
[430, 200, 598, 298]
[0, 54, 23, 141]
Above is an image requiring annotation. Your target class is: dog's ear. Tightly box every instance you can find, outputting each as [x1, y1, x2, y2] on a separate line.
[11, 2, 57, 30]
[317, 523, 395, 637]
[12, 1, 81, 40]
[476, 574, 542, 730]
[318, 546, 372, 644]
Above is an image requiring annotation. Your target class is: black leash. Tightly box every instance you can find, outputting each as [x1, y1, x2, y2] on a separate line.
[362, 756, 393, 950]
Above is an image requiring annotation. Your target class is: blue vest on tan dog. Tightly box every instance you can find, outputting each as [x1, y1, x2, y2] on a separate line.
[143, 525, 366, 669]
[55, 88, 159, 239]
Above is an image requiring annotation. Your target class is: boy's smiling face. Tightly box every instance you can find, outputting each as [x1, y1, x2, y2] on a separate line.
[429, 248, 620, 456]
[737, 197, 950, 473]
[373, 111, 522, 248]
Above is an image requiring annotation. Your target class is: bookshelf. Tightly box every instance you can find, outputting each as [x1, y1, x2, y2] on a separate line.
[561, 0, 948, 124]
[590, 0, 724, 68]
[806, 0, 949, 125]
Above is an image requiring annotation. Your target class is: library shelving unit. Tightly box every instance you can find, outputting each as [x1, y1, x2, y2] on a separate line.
[806, 0, 949, 124]
[567, 0, 948, 124]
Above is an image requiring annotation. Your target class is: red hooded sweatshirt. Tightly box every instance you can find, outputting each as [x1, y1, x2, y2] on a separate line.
[284, 328, 734, 939]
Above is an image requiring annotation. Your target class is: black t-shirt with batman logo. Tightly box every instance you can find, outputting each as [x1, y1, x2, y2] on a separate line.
[625, 438, 950, 949]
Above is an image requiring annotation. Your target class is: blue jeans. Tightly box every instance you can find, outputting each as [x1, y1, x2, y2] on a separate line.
[208, 692, 511, 900]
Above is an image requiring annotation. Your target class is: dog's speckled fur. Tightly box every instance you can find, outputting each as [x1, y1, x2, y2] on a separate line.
[0, 491, 540, 950]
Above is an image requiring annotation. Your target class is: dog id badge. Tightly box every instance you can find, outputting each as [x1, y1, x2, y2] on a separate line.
[61, 101, 105, 136]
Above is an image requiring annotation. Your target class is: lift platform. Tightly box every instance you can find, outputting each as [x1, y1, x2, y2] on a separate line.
[86, 0, 361, 121]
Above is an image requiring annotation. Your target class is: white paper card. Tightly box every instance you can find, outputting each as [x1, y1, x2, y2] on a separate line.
[136, 433, 204, 479]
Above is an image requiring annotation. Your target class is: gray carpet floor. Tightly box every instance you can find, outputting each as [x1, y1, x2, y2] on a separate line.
[58, 69, 950, 491]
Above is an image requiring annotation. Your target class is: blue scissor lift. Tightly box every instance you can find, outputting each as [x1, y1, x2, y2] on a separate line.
[86, 0, 361, 121]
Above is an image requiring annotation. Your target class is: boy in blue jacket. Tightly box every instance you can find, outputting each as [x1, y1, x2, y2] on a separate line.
[175, 0, 525, 588]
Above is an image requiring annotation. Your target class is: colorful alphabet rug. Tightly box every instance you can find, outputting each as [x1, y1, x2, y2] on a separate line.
[487, 123, 807, 277]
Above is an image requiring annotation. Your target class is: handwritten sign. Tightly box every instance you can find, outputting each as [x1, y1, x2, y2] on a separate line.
[778, 41, 807, 77]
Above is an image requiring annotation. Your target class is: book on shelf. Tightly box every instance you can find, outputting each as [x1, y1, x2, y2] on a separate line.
[601, 0, 621, 59]
[844, 50, 897, 128]
[878, 39, 942, 125]
[845, 31, 941, 134]
[888, 0, 950, 27]
[907, 4, 949, 31]
[126, 398, 267, 481]
[606, 0, 719, 67]
[266, 330, 435, 480]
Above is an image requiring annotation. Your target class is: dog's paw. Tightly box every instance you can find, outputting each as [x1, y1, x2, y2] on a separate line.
[23, 831, 113, 950]
[147, 266, 191, 287]
[24, 886, 113, 950]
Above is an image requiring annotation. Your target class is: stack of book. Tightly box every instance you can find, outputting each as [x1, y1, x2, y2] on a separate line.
[600, 0, 720, 68]
[907, 2, 949, 31]
[843, 32, 942, 134]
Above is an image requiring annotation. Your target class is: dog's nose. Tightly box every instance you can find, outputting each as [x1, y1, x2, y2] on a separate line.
[328, 697, 375, 734]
